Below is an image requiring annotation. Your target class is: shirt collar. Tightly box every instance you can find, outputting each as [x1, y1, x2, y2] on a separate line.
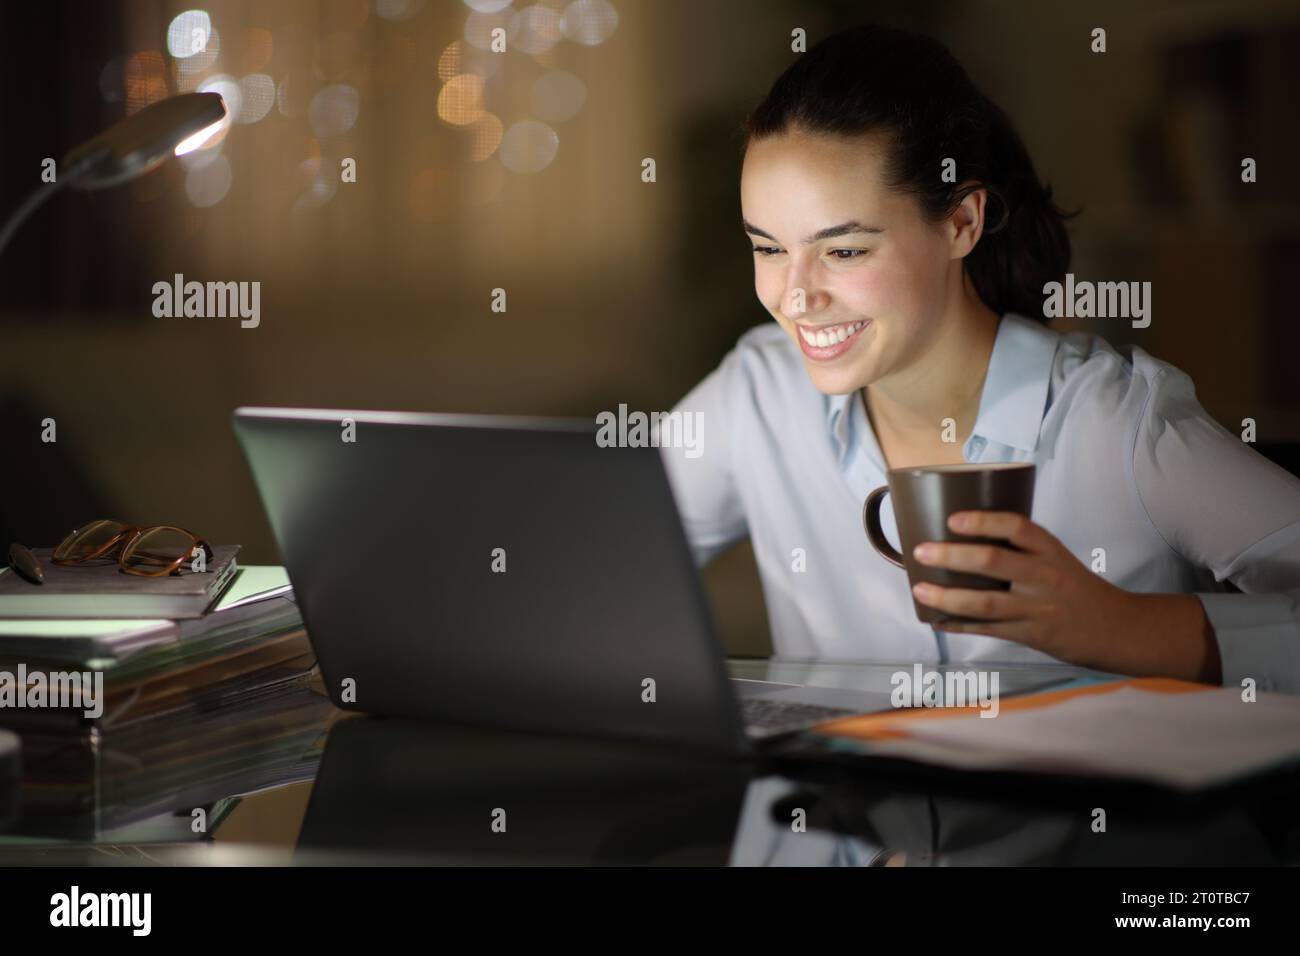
[824, 312, 1060, 456]
[970, 312, 1060, 452]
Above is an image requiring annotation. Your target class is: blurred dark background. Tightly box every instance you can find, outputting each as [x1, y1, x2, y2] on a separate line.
[3, 0, 1299, 656]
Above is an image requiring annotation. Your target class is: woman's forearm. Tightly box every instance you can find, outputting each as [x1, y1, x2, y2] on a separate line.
[1107, 593, 1223, 685]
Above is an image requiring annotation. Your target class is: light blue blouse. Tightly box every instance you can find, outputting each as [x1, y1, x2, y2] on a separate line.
[659, 313, 1300, 693]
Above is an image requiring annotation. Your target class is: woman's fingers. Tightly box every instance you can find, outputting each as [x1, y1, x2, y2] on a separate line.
[911, 581, 1030, 620]
[912, 540, 1048, 585]
[947, 510, 1058, 554]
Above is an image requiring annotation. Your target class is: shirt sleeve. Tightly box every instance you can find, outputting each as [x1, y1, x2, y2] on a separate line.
[1132, 364, 1300, 693]
[658, 345, 749, 568]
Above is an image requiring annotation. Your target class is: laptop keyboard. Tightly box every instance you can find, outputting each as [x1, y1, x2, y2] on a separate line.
[740, 696, 863, 739]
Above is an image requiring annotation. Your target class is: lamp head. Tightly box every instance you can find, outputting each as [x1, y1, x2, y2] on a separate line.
[61, 91, 228, 191]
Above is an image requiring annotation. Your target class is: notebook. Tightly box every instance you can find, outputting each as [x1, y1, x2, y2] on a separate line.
[0, 564, 287, 662]
[0, 545, 239, 619]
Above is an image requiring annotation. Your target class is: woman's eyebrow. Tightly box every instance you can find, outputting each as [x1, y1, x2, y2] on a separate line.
[742, 219, 886, 243]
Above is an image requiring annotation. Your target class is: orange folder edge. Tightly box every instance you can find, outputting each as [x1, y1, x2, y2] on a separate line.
[813, 676, 1214, 742]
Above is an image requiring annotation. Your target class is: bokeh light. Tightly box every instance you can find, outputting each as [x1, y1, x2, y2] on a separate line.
[560, 0, 618, 45]
[467, 112, 504, 160]
[436, 39, 501, 82]
[437, 40, 464, 82]
[237, 74, 276, 123]
[184, 153, 232, 206]
[437, 74, 485, 126]
[498, 120, 559, 173]
[295, 156, 340, 208]
[172, 23, 221, 88]
[291, 154, 339, 231]
[277, 70, 321, 118]
[308, 84, 361, 138]
[531, 70, 586, 123]
[125, 51, 170, 114]
[510, 5, 562, 55]
[166, 10, 213, 58]
[464, 0, 512, 12]
[464, 8, 514, 51]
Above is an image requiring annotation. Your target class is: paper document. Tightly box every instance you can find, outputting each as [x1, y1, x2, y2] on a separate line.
[816, 679, 1300, 790]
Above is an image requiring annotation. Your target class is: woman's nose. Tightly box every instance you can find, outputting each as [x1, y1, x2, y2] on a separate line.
[782, 273, 828, 320]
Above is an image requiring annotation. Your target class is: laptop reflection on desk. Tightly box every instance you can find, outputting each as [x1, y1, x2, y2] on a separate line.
[295, 716, 751, 865]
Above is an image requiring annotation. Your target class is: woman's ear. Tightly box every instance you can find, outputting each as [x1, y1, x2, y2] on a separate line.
[947, 183, 987, 259]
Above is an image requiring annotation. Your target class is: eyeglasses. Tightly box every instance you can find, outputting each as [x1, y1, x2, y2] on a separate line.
[51, 519, 214, 577]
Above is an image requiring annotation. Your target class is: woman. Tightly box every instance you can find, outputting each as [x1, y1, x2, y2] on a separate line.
[660, 25, 1300, 692]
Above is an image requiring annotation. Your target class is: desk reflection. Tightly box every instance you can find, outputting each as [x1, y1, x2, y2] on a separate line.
[297, 716, 1297, 866]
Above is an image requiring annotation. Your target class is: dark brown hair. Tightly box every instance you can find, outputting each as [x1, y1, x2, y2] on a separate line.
[743, 24, 1077, 323]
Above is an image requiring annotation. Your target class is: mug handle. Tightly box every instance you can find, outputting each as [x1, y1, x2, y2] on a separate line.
[862, 486, 905, 568]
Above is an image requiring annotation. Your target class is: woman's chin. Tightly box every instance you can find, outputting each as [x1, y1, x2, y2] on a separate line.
[805, 363, 872, 396]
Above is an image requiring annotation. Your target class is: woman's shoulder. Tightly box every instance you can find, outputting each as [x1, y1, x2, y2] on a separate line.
[1045, 319, 1200, 418]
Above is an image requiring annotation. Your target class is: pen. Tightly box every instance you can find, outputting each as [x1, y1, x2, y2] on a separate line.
[7, 543, 44, 584]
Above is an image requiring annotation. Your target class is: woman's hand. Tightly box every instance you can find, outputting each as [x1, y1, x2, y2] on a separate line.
[909, 510, 1222, 683]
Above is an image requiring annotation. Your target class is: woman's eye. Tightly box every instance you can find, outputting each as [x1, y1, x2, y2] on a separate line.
[828, 248, 868, 260]
[751, 245, 782, 257]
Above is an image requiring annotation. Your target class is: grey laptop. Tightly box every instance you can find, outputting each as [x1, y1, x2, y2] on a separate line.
[232, 406, 900, 757]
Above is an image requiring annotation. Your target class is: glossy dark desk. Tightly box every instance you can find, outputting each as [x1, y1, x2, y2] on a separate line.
[0, 658, 1296, 866]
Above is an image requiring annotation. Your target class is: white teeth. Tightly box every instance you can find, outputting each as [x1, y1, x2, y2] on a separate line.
[799, 320, 865, 348]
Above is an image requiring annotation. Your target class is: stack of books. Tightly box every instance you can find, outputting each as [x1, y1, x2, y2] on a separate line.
[0, 547, 332, 840]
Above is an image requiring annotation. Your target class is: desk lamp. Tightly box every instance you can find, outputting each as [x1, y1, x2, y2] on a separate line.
[0, 91, 227, 256]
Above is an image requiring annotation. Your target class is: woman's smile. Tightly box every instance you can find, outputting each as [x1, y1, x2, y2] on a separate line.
[793, 317, 871, 361]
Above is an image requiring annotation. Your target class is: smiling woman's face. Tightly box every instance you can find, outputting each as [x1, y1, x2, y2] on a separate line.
[740, 128, 957, 396]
